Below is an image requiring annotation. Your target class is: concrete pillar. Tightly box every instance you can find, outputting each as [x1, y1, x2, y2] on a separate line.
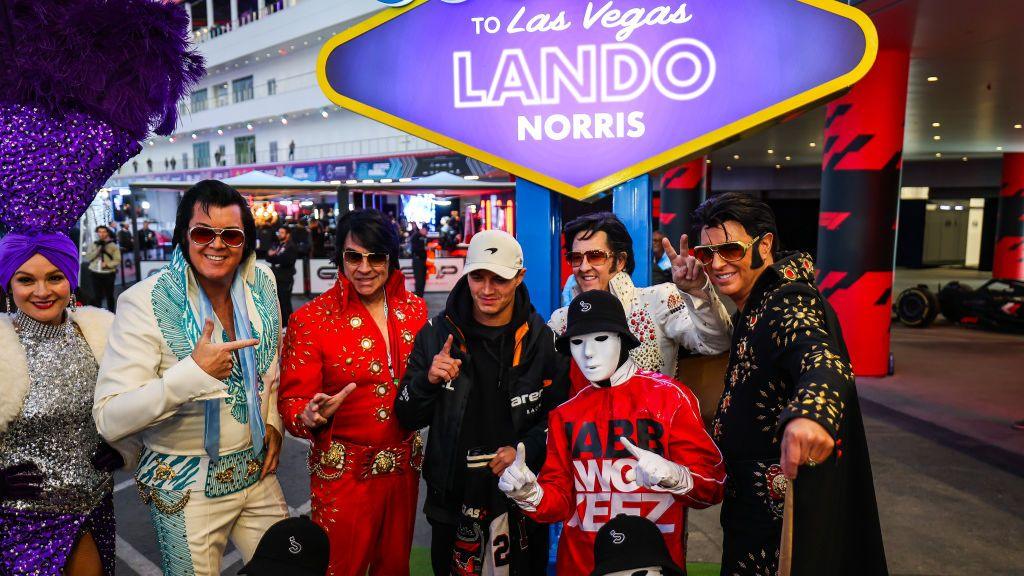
[205, 0, 214, 32]
[612, 175, 652, 288]
[230, 0, 238, 29]
[994, 153, 1024, 280]
[659, 157, 707, 243]
[816, 47, 910, 377]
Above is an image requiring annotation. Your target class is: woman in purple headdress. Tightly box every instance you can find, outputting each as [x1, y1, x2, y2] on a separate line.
[0, 232, 139, 576]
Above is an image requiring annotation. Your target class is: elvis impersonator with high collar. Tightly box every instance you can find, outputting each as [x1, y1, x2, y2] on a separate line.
[93, 247, 288, 575]
[278, 268, 427, 576]
[500, 290, 725, 576]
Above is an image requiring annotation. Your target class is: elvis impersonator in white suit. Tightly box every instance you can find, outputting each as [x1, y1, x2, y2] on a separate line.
[93, 183, 287, 575]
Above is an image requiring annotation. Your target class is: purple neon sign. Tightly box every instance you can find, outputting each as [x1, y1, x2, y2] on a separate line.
[318, 0, 876, 199]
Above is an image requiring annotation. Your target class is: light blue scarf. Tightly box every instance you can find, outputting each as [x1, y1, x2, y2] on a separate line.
[195, 266, 265, 464]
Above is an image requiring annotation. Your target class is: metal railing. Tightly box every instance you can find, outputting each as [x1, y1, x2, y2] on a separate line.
[118, 135, 443, 175]
[178, 72, 316, 116]
[191, 0, 299, 44]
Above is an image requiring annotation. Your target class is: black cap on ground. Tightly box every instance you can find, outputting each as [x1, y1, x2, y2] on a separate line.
[237, 516, 330, 576]
[591, 514, 685, 576]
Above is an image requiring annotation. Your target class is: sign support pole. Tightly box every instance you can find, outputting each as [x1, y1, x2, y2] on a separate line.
[515, 179, 561, 319]
[613, 175, 652, 288]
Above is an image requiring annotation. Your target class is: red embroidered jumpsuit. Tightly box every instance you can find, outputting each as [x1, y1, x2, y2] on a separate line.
[279, 272, 427, 576]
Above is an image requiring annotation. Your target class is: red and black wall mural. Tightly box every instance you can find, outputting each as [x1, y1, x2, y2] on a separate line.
[994, 153, 1024, 280]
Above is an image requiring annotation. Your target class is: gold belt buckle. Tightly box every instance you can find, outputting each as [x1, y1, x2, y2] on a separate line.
[370, 449, 398, 475]
[309, 441, 346, 480]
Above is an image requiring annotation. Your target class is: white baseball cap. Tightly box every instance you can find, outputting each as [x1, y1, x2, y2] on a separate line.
[463, 230, 524, 280]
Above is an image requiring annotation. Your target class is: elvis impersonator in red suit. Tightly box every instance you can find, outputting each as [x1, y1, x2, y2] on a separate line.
[499, 290, 725, 576]
[278, 210, 428, 576]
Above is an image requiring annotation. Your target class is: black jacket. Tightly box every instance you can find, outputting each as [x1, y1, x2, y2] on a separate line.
[265, 240, 298, 284]
[395, 276, 569, 522]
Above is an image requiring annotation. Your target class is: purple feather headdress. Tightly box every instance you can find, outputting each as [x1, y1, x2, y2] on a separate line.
[0, 0, 205, 234]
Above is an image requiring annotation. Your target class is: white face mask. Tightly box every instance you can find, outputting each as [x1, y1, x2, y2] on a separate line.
[603, 568, 664, 576]
[569, 331, 622, 383]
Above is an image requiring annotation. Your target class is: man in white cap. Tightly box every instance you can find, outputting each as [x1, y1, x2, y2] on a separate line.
[396, 230, 569, 575]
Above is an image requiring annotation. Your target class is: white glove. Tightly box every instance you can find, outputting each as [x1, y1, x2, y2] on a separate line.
[497, 442, 543, 511]
[621, 436, 693, 495]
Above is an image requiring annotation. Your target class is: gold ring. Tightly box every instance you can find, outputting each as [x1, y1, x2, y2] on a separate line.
[807, 458, 818, 467]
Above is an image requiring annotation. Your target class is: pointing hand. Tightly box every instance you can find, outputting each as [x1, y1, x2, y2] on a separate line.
[621, 436, 693, 494]
[191, 319, 259, 381]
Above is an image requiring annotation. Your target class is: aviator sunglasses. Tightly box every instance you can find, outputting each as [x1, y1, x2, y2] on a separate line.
[342, 249, 389, 268]
[188, 225, 246, 248]
[566, 249, 617, 268]
[693, 235, 763, 265]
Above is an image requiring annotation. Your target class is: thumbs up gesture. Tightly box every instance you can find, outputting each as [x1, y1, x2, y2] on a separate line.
[427, 334, 462, 385]
[621, 437, 693, 495]
[498, 442, 543, 510]
[191, 319, 259, 381]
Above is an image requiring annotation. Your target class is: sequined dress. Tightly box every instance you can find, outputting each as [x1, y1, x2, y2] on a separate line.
[0, 312, 115, 575]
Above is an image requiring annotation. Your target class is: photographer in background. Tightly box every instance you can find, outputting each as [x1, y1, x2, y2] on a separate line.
[85, 225, 121, 311]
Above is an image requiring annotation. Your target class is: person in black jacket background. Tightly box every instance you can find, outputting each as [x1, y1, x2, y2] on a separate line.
[266, 226, 298, 326]
[410, 223, 428, 297]
[396, 230, 569, 575]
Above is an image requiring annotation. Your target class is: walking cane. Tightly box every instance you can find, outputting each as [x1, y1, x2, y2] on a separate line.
[778, 479, 795, 576]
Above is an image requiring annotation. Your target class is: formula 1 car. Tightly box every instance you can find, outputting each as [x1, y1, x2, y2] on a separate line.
[894, 279, 1024, 333]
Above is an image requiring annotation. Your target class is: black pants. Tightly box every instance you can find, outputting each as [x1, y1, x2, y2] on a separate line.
[91, 272, 116, 312]
[278, 277, 294, 326]
[429, 517, 549, 575]
[413, 257, 427, 297]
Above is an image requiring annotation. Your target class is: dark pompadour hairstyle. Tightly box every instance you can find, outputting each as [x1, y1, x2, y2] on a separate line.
[563, 212, 635, 275]
[692, 192, 781, 260]
[173, 179, 257, 263]
[334, 209, 400, 272]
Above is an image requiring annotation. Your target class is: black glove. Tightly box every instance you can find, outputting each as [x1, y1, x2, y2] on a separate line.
[0, 462, 43, 501]
[91, 441, 125, 473]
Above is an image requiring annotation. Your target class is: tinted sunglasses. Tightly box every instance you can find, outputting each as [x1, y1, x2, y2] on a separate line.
[693, 235, 762, 265]
[566, 249, 616, 268]
[342, 249, 389, 268]
[188, 225, 246, 248]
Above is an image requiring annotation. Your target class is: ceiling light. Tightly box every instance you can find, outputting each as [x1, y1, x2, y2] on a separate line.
[147, 140, 154, 147]
[464, 175, 480, 180]
[254, 57, 259, 61]
[191, 133, 198, 140]
[280, 117, 288, 125]
[381, 178, 394, 183]
[362, 179, 374, 184]
[935, 152, 942, 158]
[399, 178, 412, 182]
[784, 156, 791, 161]
[321, 110, 329, 118]
[767, 149, 774, 154]
[246, 123, 253, 130]
[962, 157, 968, 162]
[997, 146, 1003, 151]
[168, 137, 175, 143]
[345, 179, 358, 184]
[705, 159, 711, 164]
[1015, 124, 1022, 129]
[932, 122, 941, 128]
[726, 166, 732, 171]
[733, 154, 740, 160]
[933, 135, 941, 140]
[809, 142, 816, 148]
[775, 164, 781, 169]
[927, 76, 939, 82]
[217, 129, 224, 135]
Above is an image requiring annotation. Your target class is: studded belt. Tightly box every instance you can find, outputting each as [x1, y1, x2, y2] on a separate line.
[309, 432, 423, 481]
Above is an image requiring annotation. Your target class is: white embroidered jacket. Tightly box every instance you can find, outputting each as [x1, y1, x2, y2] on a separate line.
[0, 306, 139, 468]
[93, 252, 283, 457]
[548, 273, 732, 377]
